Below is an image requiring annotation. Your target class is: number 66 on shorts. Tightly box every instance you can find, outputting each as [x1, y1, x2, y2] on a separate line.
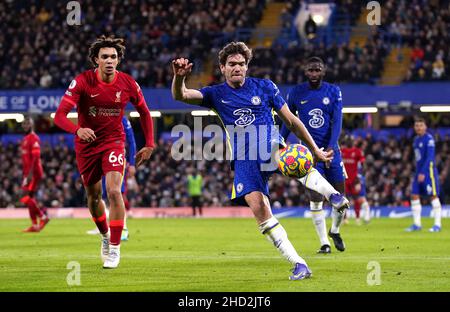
[76, 147, 126, 186]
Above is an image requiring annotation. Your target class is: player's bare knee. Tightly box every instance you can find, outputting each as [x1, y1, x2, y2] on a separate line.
[106, 188, 122, 203]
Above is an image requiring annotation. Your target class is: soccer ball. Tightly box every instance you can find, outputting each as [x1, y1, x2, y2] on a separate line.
[278, 144, 314, 178]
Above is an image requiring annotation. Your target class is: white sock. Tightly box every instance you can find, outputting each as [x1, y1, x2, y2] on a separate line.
[411, 199, 422, 227]
[431, 198, 442, 227]
[259, 216, 306, 265]
[310, 202, 331, 246]
[330, 208, 344, 234]
[361, 201, 370, 222]
[299, 168, 337, 201]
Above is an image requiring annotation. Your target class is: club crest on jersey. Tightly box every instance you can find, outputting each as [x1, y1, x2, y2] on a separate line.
[115, 91, 122, 102]
[88, 106, 97, 117]
[236, 183, 244, 193]
[251, 96, 261, 105]
[322, 97, 330, 105]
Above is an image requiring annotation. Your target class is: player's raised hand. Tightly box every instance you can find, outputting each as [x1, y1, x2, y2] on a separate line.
[76, 127, 96, 143]
[172, 58, 193, 77]
[314, 147, 334, 163]
[135, 146, 154, 167]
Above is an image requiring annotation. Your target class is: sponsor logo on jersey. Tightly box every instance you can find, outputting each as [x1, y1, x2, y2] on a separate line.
[233, 108, 255, 126]
[88, 106, 97, 117]
[99, 108, 121, 117]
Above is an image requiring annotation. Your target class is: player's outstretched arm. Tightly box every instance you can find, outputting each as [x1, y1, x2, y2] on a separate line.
[277, 104, 333, 162]
[171, 58, 204, 106]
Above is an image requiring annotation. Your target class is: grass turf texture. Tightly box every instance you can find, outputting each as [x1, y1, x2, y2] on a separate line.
[0, 218, 448, 292]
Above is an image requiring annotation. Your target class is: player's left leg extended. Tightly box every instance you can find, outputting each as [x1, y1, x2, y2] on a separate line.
[103, 171, 125, 268]
[245, 191, 312, 280]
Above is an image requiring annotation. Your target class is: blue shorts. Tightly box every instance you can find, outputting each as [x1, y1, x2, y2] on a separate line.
[230, 160, 277, 206]
[357, 174, 367, 197]
[411, 170, 440, 197]
[102, 167, 127, 199]
[315, 150, 346, 184]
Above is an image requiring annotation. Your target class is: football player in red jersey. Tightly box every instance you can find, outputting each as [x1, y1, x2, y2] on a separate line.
[20, 116, 50, 232]
[55, 36, 155, 269]
[341, 135, 370, 224]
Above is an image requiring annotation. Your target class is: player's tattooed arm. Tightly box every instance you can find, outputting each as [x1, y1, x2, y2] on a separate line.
[277, 104, 333, 162]
[171, 58, 204, 105]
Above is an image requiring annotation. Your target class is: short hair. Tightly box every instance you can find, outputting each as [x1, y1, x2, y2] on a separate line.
[306, 56, 324, 65]
[88, 35, 125, 67]
[414, 116, 427, 124]
[218, 42, 253, 66]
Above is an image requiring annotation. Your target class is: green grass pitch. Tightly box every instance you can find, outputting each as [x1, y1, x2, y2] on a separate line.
[0, 218, 448, 292]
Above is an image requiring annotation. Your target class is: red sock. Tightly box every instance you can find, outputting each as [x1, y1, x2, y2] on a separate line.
[354, 200, 361, 218]
[109, 219, 124, 246]
[92, 213, 109, 235]
[27, 198, 43, 223]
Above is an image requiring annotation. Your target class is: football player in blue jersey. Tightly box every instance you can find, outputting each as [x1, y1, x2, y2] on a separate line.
[280, 57, 347, 254]
[407, 117, 442, 232]
[171, 42, 349, 280]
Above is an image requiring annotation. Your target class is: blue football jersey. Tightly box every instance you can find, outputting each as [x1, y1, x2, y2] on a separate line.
[413, 133, 436, 175]
[281, 82, 343, 150]
[200, 78, 286, 163]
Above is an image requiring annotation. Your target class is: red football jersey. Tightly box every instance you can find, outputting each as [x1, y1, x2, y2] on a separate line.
[61, 69, 145, 154]
[21, 132, 43, 177]
[341, 146, 365, 183]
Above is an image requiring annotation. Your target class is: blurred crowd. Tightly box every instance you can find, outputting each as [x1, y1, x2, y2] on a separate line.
[1, 132, 449, 209]
[379, 0, 450, 81]
[0, 0, 265, 89]
[209, 36, 387, 85]
[5, 0, 450, 90]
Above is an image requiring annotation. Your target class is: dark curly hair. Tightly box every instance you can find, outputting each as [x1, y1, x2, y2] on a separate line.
[88, 35, 125, 67]
[218, 42, 253, 66]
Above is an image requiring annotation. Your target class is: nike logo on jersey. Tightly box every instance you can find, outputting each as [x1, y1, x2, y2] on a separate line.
[221, 99, 232, 104]
[112, 164, 121, 167]
[300, 100, 308, 104]
[90, 94, 100, 98]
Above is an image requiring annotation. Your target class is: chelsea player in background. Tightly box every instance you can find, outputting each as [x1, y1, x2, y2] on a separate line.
[171, 42, 349, 280]
[407, 117, 442, 232]
[281, 57, 347, 254]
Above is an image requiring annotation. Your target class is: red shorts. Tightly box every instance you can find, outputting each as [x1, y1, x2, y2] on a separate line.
[76, 146, 126, 186]
[22, 175, 43, 193]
